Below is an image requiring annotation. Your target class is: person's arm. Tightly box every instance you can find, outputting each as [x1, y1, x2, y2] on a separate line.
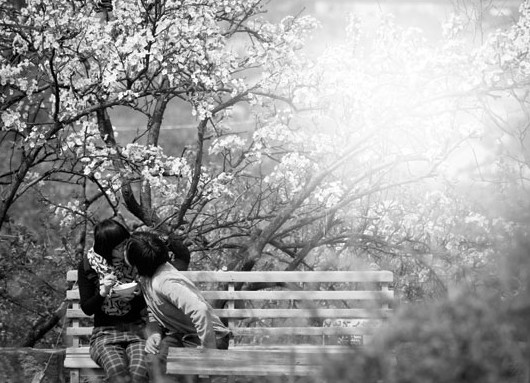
[163, 279, 217, 348]
[145, 307, 164, 338]
[77, 260, 105, 316]
[145, 306, 164, 354]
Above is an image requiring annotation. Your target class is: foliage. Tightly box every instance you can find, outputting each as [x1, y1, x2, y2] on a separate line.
[0, 205, 74, 347]
[322, 292, 525, 383]
[321, 230, 530, 383]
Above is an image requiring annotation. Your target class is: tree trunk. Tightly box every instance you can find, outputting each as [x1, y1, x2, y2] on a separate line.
[19, 301, 68, 347]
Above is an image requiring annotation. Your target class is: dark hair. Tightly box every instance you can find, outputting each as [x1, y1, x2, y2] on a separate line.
[167, 234, 190, 271]
[126, 232, 169, 277]
[93, 219, 130, 262]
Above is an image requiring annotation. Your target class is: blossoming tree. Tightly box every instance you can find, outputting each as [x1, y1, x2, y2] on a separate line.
[1, 0, 530, 344]
[1, 0, 320, 253]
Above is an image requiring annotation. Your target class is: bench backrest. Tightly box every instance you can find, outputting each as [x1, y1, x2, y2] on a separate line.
[66, 270, 393, 346]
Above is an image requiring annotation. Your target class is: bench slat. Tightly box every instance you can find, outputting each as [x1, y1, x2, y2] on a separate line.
[167, 364, 321, 376]
[231, 344, 359, 352]
[231, 326, 380, 336]
[67, 289, 394, 301]
[66, 325, 378, 336]
[65, 345, 354, 354]
[64, 358, 100, 369]
[67, 270, 393, 283]
[63, 347, 357, 376]
[203, 290, 393, 300]
[67, 309, 92, 319]
[64, 348, 100, 369]
[179, 271, 394, 283]
[215, 308, 392, 319]
[66, 327, 94, 336]
[166, 347, 353, 376]
[169, 347, 319, 363]
[67, 307, 391, 319]
[67, 325, 380, 337]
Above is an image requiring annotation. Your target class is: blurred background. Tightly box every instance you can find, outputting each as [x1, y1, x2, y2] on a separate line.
[111, 0, 523, 145]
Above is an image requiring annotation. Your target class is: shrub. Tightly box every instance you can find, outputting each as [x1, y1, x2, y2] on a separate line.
[322, 290, 527, 383]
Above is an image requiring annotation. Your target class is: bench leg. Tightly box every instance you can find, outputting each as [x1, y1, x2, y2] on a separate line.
[70, 370, 80, 383]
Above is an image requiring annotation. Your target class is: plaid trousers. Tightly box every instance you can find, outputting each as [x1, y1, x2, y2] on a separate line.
[90, 323, 148, 383]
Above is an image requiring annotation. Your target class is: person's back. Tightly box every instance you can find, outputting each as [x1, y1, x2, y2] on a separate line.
[141, 261, 229, 347]
[125, 232, 231, 380]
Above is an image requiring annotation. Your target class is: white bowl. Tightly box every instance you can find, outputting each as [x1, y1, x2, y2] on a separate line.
[113, 282, 139, 296]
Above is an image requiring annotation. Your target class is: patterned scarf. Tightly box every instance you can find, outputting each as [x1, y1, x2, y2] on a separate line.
[87, 247, 138, 316]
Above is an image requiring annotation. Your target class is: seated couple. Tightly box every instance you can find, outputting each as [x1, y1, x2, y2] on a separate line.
[78, 219, 230, 383]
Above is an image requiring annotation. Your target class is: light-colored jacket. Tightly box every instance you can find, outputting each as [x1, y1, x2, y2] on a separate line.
[140, 262, 230, 348]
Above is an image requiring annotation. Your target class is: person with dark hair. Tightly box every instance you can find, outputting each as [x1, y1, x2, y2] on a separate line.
[77, 219, 148, 383]
[125, 232, 231, 382]
[166, 234, 191, 272]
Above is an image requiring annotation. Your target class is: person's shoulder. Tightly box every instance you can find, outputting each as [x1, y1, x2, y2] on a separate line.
[157, 262, 178, 274]
[156, 264, 188, 286]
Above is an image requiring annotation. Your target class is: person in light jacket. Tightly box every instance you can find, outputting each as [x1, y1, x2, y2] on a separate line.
[124, 232, 231, 381]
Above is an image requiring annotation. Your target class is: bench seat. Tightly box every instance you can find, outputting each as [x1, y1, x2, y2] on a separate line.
[63, 345, 357, 377]
[64, 347, 99, 369]
[64, 270, 393, 382]
[166, 345, 359, 376]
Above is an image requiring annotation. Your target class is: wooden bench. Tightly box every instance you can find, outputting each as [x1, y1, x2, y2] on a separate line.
[65, 270, 394, 382]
